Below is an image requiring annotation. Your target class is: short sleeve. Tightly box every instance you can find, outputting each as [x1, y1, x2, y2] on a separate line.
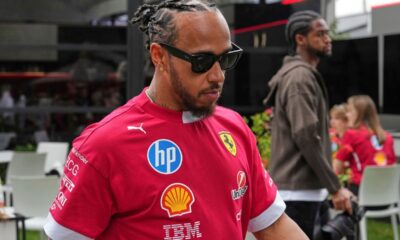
[247, 130, 285, 232]
[45, 147, 115, 239]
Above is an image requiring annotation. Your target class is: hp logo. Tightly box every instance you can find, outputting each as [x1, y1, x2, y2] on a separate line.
[147, 139, 182, 174]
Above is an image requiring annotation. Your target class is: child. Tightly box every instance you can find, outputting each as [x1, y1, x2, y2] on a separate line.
[333, 95, 396, 195]
[329, 103, 348, 159]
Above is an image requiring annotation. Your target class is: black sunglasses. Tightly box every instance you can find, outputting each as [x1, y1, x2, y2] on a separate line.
[159, 42, 243, 74]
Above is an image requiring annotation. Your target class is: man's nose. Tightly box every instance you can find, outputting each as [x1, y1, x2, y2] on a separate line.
[207, 61, 225, 83]
[325, 33, 332, 43]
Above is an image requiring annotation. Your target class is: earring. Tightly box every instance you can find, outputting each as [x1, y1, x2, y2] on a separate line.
[159, 66, 164, 71]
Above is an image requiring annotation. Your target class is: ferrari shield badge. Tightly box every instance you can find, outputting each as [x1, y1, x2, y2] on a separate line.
[219, 131, 237, 157]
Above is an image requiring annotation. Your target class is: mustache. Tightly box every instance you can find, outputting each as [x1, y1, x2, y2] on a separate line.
[199, 83, 222, 94]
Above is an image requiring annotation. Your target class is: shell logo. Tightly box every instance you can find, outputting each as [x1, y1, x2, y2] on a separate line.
[161, 183, 195, 218]
[374, 151, 387, 166]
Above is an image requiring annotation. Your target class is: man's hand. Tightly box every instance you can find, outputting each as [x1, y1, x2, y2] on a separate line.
[331, 187, 354, 214]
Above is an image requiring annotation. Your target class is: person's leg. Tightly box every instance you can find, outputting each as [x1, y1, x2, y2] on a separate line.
[285, 201, 322, 240]
[313, 200, 331, 240]
[317, 200, 331, 226]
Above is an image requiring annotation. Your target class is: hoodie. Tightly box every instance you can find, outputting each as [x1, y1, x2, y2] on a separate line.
[264, 55, 341, 193]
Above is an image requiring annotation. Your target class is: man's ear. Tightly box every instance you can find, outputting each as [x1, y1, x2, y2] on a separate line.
[295, 34, 306, 47]
[149, 43, 166, 71]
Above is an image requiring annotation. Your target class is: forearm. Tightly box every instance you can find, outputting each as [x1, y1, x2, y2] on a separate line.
[253, 213, 309, 240]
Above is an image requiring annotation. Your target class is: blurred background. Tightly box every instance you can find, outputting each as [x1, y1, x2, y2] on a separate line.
[0, 0, 398, 146]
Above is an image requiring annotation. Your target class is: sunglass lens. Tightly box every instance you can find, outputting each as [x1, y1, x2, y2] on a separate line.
[219, 52, 240, 70]
[192, 55, 216, 73]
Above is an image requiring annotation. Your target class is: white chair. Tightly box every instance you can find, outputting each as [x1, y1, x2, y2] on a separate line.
[3, 152, 47, 206]
[0, 132, 16, 150]
[33, 130, 49, 143]
[36, 142, 69, 175]
[11, 175, 60, 239]
[358, 165, 400, 240]
[393, 137, 400, 161]
[5, 152, 47, 185]
[0, 150, 14, 163]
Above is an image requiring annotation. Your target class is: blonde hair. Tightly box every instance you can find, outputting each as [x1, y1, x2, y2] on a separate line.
[330, 103, 348, 122]
[347, 95, 386, 143]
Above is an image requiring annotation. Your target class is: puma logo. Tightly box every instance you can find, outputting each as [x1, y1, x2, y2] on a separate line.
[127, 123, 146, 134]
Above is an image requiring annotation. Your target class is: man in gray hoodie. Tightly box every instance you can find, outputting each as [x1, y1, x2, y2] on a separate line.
[263, 10, 353, 239]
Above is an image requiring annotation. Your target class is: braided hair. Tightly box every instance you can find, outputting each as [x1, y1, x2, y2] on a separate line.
[285, 10, 322, 54]
[130, 0, 217, 50]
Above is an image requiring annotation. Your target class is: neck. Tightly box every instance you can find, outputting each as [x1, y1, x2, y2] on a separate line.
[146, 85, 180, 112]
[297, 50, 319, 68]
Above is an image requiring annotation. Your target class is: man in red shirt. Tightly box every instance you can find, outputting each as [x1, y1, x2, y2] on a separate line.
[44, 0, 307, 239]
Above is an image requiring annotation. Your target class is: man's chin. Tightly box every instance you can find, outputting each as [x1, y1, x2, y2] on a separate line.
[316, 51, 331, 59]
[326, 51, 332, 57]
[189, 103, 216, 118]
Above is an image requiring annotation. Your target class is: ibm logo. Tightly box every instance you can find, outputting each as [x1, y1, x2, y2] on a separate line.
[147, 139, 182, 174]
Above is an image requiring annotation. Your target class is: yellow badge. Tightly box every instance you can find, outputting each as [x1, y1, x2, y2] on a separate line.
[374, 151, 387, 166]
[219, 131, 237, 157]
[161, 183, 194, 217]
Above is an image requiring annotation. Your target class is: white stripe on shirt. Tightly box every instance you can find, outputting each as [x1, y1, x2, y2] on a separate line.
[248, 192, 286, 232]
[44, 214, 92, 240]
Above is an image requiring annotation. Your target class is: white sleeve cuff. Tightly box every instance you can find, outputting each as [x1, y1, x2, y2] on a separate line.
[44, 213, 93, 240]
[247, 192, 286, 232]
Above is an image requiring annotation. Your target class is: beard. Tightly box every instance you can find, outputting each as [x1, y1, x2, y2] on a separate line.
[169, 64, 221, 118]
[307, 45, 331, 59]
